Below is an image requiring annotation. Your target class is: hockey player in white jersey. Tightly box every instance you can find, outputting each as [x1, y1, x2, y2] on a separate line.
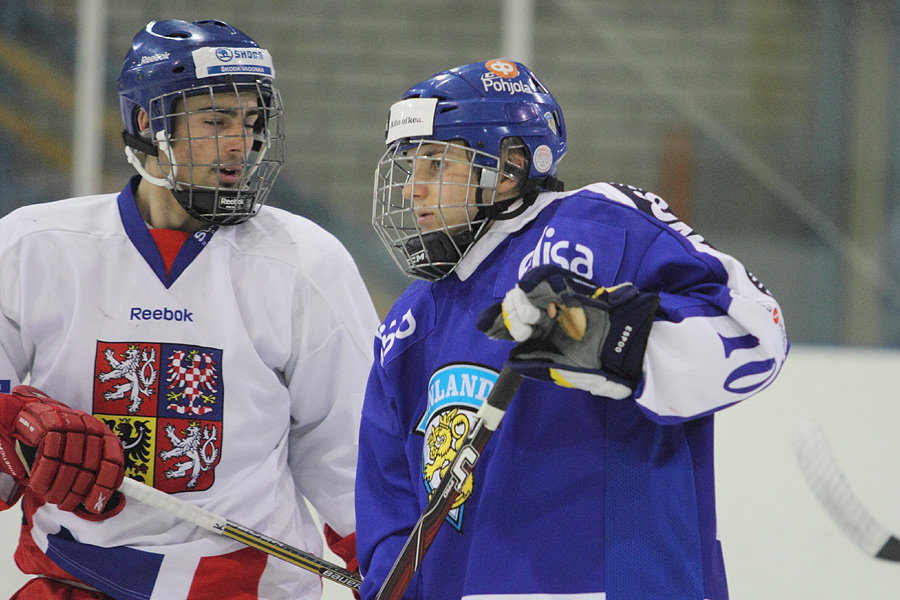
[357, 59, 789, 600]
[0, 19, 378, 600]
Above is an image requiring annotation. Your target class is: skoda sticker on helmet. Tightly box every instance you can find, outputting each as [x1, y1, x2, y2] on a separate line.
[192, 47, 275, 79]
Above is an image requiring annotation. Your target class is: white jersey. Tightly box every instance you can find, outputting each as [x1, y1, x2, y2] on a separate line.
[0, 178, 379, 600]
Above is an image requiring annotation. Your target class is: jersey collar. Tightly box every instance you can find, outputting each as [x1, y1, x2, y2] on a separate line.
[454, 190, 566, 282]
[117, 176, 219, 288]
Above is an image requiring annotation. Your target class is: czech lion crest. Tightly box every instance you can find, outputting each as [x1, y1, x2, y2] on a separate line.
[94, 341, 224, 492]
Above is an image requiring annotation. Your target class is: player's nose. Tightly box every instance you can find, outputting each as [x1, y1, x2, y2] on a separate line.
[402, 179, 427, 203]
[220, 124, 250, 155]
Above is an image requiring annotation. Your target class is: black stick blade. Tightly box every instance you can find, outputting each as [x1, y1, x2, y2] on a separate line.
[876, 536, 900, 562]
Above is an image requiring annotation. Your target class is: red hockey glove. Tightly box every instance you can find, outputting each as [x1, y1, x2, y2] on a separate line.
[0, 385, 125, 520]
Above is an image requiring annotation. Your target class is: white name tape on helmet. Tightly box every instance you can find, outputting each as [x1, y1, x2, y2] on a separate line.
[386, 98, 438, 145]
[192, 47, 275, 79]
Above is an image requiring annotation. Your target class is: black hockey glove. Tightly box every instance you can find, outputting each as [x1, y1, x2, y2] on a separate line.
[477, 265, 659, 399]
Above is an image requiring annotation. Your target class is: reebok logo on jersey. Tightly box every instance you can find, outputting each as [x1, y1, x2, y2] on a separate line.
[130, 307, 194, 322]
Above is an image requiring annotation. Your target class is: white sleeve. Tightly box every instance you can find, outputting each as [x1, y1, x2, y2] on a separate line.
[636, 234, 788, 423]
[0, 215, 32, 387]
[284, 241, 378, 537]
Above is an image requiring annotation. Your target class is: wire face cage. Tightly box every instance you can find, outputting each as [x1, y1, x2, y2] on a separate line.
[147, 79, 285, 225]
[373, 138, 505, 281]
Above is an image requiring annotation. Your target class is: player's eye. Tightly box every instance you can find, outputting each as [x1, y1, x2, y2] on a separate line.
[243, 110, 261, 130]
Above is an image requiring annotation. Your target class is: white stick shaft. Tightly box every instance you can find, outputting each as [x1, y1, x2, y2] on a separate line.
[118, 477, 362, 589]
[792, 421, 892, 556]
[119, 477, 226, 533]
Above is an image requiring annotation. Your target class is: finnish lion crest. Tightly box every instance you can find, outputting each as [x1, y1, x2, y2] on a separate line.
[424, 408, 473, 508]
[97, 345, 158, 413]
[158, 421, 219, 488]
[416, 363, 498, 531]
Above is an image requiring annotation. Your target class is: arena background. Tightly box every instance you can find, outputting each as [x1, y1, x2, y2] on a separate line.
[1, 1, 900, 598]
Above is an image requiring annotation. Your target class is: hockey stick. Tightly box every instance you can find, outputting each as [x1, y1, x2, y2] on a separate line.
[375, 363, 523, 600]
[14, 436, 361, 589]
[118, 477, 363, 590]
[791, 420, 900, 562]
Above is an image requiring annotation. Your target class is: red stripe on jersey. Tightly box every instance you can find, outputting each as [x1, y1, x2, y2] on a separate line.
[324, 524, 358, 573]
[186, 546, 268, 600]
[8, 577, 114, 599]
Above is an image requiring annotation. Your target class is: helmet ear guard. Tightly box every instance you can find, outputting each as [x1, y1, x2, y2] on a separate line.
[479, 139, 530, 191]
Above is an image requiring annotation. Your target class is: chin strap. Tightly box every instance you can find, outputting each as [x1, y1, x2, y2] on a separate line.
[404, 175, 565, 281]
[122, 129, 184, 191]
[122, 130, 157, 156]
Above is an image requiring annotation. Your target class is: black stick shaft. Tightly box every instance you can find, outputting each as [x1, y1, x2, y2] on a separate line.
[221, 522, 362, 589]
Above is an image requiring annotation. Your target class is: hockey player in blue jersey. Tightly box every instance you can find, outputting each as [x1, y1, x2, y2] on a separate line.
[356, 59, 788, 600]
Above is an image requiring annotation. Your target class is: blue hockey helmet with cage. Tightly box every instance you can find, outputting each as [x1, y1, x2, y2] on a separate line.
[374, 60, 567, 280]
[118, 19, 274, 143]
[117, 19, 284, 225]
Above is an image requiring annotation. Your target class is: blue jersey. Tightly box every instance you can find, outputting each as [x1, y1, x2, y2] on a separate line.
[356, 183, 788, 600]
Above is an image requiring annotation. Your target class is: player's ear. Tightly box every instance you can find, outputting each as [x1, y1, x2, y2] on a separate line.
[497, 151, 527, 195]
[136, 109, 151, 137]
